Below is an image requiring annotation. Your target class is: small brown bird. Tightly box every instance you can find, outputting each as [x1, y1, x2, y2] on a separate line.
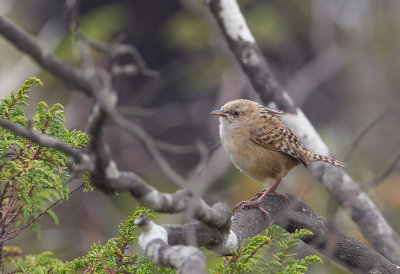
[211, 99, 344, 217]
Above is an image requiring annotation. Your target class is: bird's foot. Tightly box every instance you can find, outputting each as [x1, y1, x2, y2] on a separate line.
[234, 199, 270, 219]
[234, 191, 289, 219]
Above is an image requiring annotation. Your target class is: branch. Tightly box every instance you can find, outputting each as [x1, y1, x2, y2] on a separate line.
[0, 15, 188, 189]
[135, 216, 205, 274]
[0, 116, 231, 228]
[0, 182, 84, 243]
[0, 114, 231, 273]
[164, 195, 400, 273]
[113, 172, 231, 228]
[0, 118, 86, 164]
[107, 110, 187, 188]
[206, 0, 400, 264]
[0, 16, 96, 97]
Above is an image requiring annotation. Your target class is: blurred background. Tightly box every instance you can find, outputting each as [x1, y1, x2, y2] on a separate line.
[1, 0, 400, 273]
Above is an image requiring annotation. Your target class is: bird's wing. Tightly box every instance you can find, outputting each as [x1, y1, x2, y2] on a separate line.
[258, 105, 285, 117]
[249, 123, 307, 167]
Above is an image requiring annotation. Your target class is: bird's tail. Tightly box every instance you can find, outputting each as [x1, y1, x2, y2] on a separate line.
[304, 150, 345, 168]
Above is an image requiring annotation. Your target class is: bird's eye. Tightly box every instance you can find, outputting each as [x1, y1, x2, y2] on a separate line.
[233, 111, 239, 116]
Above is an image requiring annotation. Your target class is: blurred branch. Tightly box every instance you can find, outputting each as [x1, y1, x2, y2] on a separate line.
[0, 16, 96, 97]
[118, 106, 157, 117]
[343, 109, 390, 161]
[0, 118, 231, 227]
[206, 0, 400, 264]
[66, 0, 158, 79]
[0, 15, 190, 189]
[107, 109, 187, 188]
[372, 148, 400, 187]
[75, 32, 159, 78]
[286, 43, 348, 106]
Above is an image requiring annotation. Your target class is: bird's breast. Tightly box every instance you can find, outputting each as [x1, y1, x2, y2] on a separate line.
[219, 125, 298, 182]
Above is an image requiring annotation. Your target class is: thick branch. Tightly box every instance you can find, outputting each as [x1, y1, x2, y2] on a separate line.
[165, 195, 400, 273]
[113, 172, 231, 228]
[207, 0, 400, 264]
[135, 216, 205, 274]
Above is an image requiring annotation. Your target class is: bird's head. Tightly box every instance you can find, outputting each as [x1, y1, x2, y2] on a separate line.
[211, 99, 283, 127]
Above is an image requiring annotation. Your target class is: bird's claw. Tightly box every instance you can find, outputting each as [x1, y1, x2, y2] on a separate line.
[234, 191, 289, 219]
[234, 199, 270, 219]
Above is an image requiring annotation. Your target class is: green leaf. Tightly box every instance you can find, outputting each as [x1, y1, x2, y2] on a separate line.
[46, 210, 59, 226]
[32, 223, 41, 239]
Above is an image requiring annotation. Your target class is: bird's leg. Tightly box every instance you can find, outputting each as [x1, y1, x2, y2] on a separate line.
[250, 188, 266, 201]
[261, 173, 289, 201]
[234, 174, 288, 218]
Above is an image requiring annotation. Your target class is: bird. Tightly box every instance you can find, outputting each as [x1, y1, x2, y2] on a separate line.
[211, 99, 345, 218]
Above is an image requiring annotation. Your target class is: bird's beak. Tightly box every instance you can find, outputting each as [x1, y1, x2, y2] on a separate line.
[210, 109, 226, 117]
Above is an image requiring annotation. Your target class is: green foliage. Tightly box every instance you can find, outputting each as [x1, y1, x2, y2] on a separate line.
[72, 207, 157, 273]
[0, 77, 89, 241]
[13, 208, 175, 273]
[213, 225, 322, 274]
[12, 251, 75, 274]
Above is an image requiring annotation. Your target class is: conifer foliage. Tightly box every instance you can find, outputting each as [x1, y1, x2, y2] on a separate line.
[0, 77, 88, 267]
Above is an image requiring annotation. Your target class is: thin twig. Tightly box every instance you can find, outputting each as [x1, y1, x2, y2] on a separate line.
[1, 183, 85, 243]
[107, 110, 186, 188]
[371, 148, 400, 187]
[117, 106, 157, 118]
[342, 109, 390, 161]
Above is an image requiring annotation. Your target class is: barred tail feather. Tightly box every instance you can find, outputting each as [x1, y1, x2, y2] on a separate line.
[304, 151, 345, 168]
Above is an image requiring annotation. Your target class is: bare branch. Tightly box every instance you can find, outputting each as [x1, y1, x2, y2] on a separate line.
[286, 43, 348, 106]
[0, 116, 231, 229]
[112, 172, 231, 228]
[372, 148, 400, 186]
[117, 106, 157, 118]
[0, 16, 96, 97]
[107, 110, 187, 188]
[0, 15, 189, 189]
[0, 118, 86, 164]
[135, 216, 206, 274]
[343, 109, 390, 161]
[207, 0, 400, 264]
[0, 182, 85, 243]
